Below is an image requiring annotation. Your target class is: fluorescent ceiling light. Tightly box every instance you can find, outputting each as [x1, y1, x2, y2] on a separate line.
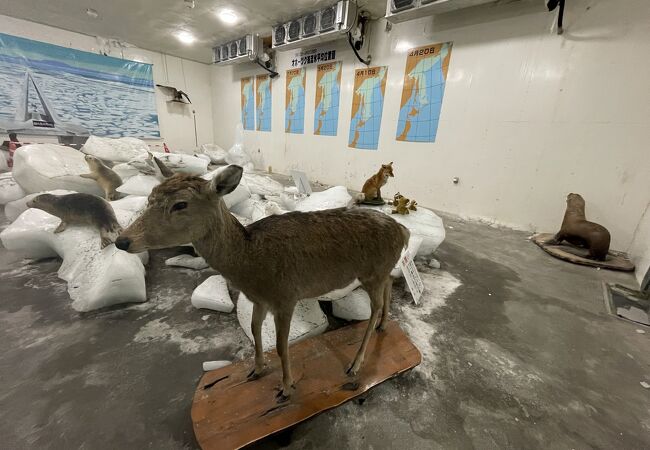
[176, 30, 196, 45]
[217, 9, 238, 24]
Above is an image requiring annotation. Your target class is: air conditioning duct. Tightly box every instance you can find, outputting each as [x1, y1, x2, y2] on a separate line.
[386, 0, 498, 23]
[213, 34, 262, 65]
[272, 0, 357, 51]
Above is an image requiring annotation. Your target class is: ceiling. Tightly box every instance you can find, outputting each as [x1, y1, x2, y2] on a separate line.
[0, 0, 386, 64]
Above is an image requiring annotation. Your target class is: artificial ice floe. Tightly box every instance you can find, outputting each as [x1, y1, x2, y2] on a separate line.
[241, 173, 284, 197]
[0, 172, 27, 205]
[12, 144, 104, 196]
[165, 254, 209, 270]
[81, 135, 150, 163]
[113, 152, 208, 180]
[294, 185, 352, 212]
[4, 189, 75, 222]
[191, 275, 234, 313]
[116, 174, 161, 196]
[237, 294, 328, 350]
[332, 288, 372, 321]
[225, 123, 255, 172]
[200, 143, 228, 165]
[0, 195, 149, 312]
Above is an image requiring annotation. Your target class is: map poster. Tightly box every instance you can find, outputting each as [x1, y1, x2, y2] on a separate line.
[255, 74, 272, 132]
[285, 68, 306, 134]
[314, 61, 342, 136]
[240, 76, 254, 130]
[348, 66, 388, 150]
[396, 42, 452, 143]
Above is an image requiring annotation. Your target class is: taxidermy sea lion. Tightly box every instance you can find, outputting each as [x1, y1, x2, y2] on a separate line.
[548, 193, 611, 260]
[27, 193, 123, 249]
[81, 155, 123, 200]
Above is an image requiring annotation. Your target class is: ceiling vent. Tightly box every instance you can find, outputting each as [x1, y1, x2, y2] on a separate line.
[272, 1, 357, 51]
[386, 0, 498, 23]
[213, 34, 261, 65]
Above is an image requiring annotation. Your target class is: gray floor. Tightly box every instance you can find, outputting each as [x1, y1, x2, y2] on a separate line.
[1, 211, 648, 450]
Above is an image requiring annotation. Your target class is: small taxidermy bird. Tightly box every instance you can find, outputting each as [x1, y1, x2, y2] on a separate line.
[156, 84, 192, 103]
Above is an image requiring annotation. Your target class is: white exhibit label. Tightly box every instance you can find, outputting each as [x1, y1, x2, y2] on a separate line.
[290, 46, 337, 67]
[291, 170, 312, 195]
[399, 251, 424, 304]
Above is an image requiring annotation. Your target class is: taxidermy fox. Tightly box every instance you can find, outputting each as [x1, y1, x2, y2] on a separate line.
[357, 162, 394, 203]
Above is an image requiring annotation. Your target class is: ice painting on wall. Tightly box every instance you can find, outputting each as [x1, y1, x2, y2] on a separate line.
[348, 66, 388, 150]
[396, 42, 452, 143]
[314, 61, 341, 136]
[240, 76, 255, 131]
[0, 33, 159, 139]
[256, 74, 272, 132]
[285, 68, 305, 134]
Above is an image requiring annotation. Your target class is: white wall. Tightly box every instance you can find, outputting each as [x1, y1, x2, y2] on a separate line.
[211, 0, 650, 253]
[630, 202, 650, 286]
[0, 14, 214, 152]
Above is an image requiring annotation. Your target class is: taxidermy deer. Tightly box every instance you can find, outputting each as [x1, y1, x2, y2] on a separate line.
[115, 165, 409, 403]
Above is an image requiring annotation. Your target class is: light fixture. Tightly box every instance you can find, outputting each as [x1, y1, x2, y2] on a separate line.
[86, 8, 99, 18]
[175, 30, 196, 44]
[217, 9, 238, 24]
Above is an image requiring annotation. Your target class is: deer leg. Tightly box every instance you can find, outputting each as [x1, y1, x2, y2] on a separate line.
[376, 277, 393, 332]
[347, 284, 383, 377]
[274, 308, 295, 403]
[247, 303, 268, 381]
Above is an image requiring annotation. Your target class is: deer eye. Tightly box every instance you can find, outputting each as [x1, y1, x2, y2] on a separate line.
[171, 201, 188, 212]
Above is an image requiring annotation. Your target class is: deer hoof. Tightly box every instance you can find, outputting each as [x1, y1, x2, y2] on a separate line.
[275, 389, 292, 404]
[246, 368, 264, 381]
[346, 363, 359, 377]
[342, 381, 360, 391]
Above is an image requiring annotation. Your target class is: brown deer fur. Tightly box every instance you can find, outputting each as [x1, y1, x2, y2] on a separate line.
[116, 166, 410, 402]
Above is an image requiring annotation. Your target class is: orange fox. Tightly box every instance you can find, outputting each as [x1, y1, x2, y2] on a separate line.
[357, 162, 394, 203]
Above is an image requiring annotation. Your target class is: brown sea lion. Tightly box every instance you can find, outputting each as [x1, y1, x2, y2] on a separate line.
[80, 155, 123, 200]
[548, 193, 611, 260]
[26, 193, 122, 248]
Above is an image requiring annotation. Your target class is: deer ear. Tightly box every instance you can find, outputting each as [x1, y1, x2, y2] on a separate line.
[209, 165, 243, 196]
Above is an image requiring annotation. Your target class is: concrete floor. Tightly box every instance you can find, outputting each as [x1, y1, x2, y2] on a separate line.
[0, 211, 648, 450]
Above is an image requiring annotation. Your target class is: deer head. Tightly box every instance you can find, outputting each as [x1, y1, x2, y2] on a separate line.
[115, 165, 243, 253]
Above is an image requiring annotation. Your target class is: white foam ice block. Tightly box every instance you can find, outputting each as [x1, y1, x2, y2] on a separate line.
[116, 174, 160, 196]
[361, 204, 446, 256]
[391, 235, 423, 278]
[165, 254, 209, 270]
[12, 144, 104, 196]
[317, 279, 361, 301]
[241, 173, 284, 197]
[202, 360, 232, 372]
[195, 154, 211, 163]
[202, 166, 251, 208]
[152, 152, 208, 175]
[225, 123, 254, 171]
[191, 275, 234, 313]
[0, 173, 27, 205]
[332, 288, 372, 321]
[237, 294, 328, 350]
[294, 186, 352, 212]
[4, 189, 75, 222]
[201, 143, 228, 165]
[0, 196, 149, 312]
[81, 136, 150, 163]
[0, 150, 9, 172]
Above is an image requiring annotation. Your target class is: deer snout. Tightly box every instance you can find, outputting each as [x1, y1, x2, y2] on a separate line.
[115, 236, 131, 251]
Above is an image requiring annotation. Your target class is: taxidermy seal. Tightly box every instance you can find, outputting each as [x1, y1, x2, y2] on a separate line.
[80, 155, 123, 200]
[27, 193, 123, 248]
[547, 193, 611, 260]
[356, 162, 394, 204]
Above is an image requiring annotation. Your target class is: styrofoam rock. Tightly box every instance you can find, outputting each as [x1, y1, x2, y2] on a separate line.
[4, 189, 75, 222]
[81, 135, 149, 163]
[361, 204, 446, 256]
[0, 173, 27, 205]
[116, 174, 160, 196]
[195, 153, 211, 163]
[0, 196, 149, 311]
[12, 144, 104, 196]
[317, 279, 361, 301]
[241, 173, 284, 197]
[191, 275, 234, 313]
[237, 294, 328, 350]
[332, 288, 372, 321]
[225, 123, 254, 172]
[294, 186, 352, 212]
[113, 151, 208, 180]
[165, 254, 209, 270]
[201, 144, 228, 165]
[202, 166, 251, 208]
[0, 150, 9, 172]
[202, 360, 232, 372]
[391, 235, 423, 278]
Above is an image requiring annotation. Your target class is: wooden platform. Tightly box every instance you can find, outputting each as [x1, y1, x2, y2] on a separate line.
[532, 233, 635, 272]
[191, 321, 421, 450]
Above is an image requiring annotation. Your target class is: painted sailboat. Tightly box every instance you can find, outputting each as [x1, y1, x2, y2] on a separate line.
[0, 70, 89, 143]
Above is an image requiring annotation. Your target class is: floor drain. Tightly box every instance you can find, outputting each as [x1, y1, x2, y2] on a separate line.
[603, 283, 650, 327]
